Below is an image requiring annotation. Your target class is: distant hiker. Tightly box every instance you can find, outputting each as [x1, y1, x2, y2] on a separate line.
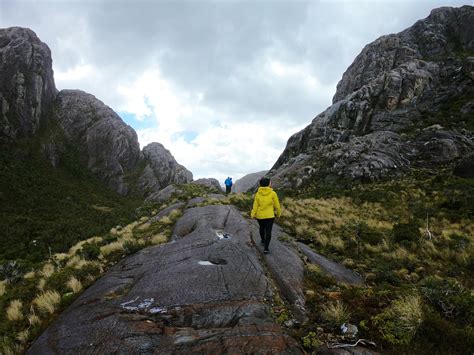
[224, 177, 233, 194]
[251, 177, 281, 254]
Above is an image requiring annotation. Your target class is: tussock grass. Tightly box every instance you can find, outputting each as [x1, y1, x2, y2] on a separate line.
[373, 294, 423, 345]
[320, 301, 350, 329]
[37, 278, 46, 291]
[66, 276, 83, 293]
[16, 330, 29, 343]
[40, 263, 55, 278]
[0, 280, 6, 296]
[23, 271, 36, 279]
[33, 290, 61, 314]
[6, 300, 23, 321]
[100, 241, 124, 256]
[150, 233, 168, 245]
[66, 256, 90, 269]
[28, 314, 41, 326]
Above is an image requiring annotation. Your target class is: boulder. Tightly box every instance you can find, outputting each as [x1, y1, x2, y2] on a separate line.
[233, 170, 268, 193]
[137, 143, 193, 196]
[191, 178, 222, 192]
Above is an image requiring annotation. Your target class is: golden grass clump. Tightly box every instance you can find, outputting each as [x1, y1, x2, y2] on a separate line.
[40, 263, 55, 278]
[373, 294, 423, 345]
[16, 330, 29, 343]
[151, 233, 168, 245]
[66, 256, 91, 269]
[33, 290, 61, 314]
[0, 280, 7, 296]
[320, 301, 351, 329]
[100, 241, 124, 256]
[37, 278, 46, 291]
[23, 271, 36, 279]
[53, 252, 69, 261]
[6, 299, 23, 321]
[137, 222, 151, 231]
[28, 313, 41, 326]
[66, 276, 83, 293]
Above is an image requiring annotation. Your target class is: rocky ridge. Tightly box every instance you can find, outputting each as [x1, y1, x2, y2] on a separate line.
[270, 6, 474, 188]
[0, 27, 192, 196]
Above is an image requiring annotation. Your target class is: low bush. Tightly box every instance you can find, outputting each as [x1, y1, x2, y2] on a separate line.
[392, 221, 422, 245]
[372, 294, 423, 345]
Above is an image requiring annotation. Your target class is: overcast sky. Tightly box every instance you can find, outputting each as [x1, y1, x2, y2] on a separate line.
[0, 0, 468, 182]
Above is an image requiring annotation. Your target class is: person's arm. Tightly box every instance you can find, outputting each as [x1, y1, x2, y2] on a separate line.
[273, 192, 281, 218]
[251, 195, 259, 218]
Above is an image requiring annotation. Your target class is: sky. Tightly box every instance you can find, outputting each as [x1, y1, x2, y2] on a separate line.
[0, 0, 469, 183]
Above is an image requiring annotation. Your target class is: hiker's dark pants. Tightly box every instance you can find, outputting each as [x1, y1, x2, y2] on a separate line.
[257, 218, 274, 250]
[226, 186, 231, 194]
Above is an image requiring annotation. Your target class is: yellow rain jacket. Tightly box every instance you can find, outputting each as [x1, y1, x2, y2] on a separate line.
[251, 186, 281, 219]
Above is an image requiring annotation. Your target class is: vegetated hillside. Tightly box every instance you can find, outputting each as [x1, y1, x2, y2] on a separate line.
[279, 168, 473, 353]
[0, 139, 141, 264]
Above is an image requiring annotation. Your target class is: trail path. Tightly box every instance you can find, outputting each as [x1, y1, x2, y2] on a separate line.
[28, 202, 364, 354]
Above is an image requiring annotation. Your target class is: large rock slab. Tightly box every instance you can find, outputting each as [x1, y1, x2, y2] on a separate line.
[249, 222, 306, 323]
[28, 205, 303, 354]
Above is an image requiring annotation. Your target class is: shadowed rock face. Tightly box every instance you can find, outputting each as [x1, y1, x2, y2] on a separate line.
[53, 89, 141, 195]
[270, 6, 474, 188]
[0, 27, 57, 139]
[28, 205, 303, 354]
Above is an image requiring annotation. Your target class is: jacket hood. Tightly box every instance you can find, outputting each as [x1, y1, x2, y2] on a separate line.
[257, 186, 273, 196]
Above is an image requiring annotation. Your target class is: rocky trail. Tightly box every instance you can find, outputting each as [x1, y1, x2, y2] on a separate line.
[28, 200, 366, 354]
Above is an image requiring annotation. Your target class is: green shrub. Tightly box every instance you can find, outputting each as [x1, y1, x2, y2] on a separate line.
[305, 264, 336, 288]
[301, 331, 322, 349]
[372, 294, 423, 345]
[392, 221, 422, 245]
[79, 243, 100, 260]
[420, 277, 474, 324]
[123, 241, 142, 255]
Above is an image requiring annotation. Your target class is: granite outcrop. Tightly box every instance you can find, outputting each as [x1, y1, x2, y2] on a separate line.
[270, 6, 474, 188]
[0, 27, 192, 196]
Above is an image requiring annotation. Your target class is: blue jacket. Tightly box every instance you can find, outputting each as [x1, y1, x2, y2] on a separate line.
[225, 178, 233, 187]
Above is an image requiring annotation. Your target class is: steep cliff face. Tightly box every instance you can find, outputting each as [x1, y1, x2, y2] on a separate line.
[0, 27, 193, 196]
[51, 90, 141, 195]
[0, 27, 57, 139]
[270, 6, 474, 188]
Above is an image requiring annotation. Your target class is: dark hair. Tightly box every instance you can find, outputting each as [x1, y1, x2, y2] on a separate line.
[259, 177, 270, 187]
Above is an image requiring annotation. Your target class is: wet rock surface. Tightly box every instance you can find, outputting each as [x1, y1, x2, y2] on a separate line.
[28, 205, 304, 354]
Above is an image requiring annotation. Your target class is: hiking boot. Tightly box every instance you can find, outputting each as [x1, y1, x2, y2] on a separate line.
[264, 249, 270, 254]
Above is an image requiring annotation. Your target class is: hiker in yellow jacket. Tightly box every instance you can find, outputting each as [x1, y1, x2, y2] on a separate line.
[251, 177, 281, 254]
